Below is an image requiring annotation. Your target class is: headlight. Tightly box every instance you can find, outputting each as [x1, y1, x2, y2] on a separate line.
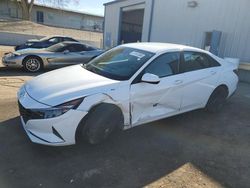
[32, 98, 84, 119]
[5, 53, 18, 58]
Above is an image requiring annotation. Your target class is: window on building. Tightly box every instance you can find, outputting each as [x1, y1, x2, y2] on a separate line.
[203, 32, 212, 51]
[37, 11, 44, 23]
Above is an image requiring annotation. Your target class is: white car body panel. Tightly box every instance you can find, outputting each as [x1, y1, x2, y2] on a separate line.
[180, 67, 220, 110]
[130, 73, 184, 125]
[25, 65, 120, 106]
[21, 110, 87, 146]
[17, 43, 239, 146]
[18, 89, 85, 145]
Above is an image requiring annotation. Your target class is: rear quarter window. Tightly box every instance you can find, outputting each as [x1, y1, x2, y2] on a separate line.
[205, 54, 221, 67]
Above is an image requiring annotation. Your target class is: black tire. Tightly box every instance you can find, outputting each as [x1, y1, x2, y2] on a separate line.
[206, 86, 228, 113]
[77, 103, 124, 145]
[23, 56, 43, 72]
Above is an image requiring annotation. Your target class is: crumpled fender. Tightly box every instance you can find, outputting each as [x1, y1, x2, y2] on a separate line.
[77, 93, 131, 129]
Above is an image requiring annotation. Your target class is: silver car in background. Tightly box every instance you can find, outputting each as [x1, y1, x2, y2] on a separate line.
[2, 42, 104, 72]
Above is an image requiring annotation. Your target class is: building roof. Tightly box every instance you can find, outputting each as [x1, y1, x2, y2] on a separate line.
[104, 0, 128, 6]
[121, 42, 206, 53]
[35, 3, 104, 18]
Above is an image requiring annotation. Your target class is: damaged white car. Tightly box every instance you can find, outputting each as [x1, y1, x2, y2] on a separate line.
[17, 43, 238, 146]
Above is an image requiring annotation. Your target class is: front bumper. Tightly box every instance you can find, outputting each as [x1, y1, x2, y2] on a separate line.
[2, 56, 22, 68]
[18, 92, 87, 146]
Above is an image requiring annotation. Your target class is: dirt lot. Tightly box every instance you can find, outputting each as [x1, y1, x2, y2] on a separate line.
[0, 45, 14, 63]
[0, 63, 250, 188]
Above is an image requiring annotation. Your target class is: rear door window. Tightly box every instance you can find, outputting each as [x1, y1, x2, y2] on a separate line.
[180, 51, 220, 73]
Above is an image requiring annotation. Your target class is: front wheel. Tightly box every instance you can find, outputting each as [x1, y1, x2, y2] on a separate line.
[77, 104, 124, 145]
[23, 56, 43, 72]
[206, 87, 228, 113]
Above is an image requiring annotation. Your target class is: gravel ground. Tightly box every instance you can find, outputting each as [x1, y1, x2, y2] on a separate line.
[0, 45, 14, 63]
[0, 19, 102, 46]
[0, 65, 250, 188]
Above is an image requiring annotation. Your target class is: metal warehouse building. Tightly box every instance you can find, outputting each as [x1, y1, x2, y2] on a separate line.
[104, 0, 250, 62]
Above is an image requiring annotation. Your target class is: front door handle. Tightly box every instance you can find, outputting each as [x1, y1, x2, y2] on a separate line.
[210, 71, 216, 75]
[174, 80, 183, 85]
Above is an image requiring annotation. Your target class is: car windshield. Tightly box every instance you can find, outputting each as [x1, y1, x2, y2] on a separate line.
[85, 45, 98, 51]
[47, 43, 66, 52]
[83, 47, 155, 81]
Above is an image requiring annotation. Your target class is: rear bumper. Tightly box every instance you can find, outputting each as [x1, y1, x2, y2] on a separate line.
[229, 74, 239, 97]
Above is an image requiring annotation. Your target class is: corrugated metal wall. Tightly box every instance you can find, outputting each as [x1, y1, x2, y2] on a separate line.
[150, 0, 250, 62]
[31, 6, 103, 31]
[105, 0, 250, 62]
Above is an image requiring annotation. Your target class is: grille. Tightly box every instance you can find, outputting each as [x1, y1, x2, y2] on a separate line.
[18, 101, 32, 123]
[18, 101, 44, 123]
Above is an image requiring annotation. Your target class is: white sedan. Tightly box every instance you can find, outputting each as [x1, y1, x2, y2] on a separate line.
[17, 43, 238, 146]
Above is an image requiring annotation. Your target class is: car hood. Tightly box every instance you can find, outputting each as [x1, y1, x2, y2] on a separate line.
[25, 65, 120, 106]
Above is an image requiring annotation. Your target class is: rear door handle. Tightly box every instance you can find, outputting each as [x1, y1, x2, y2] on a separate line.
[174, 80, 183, 85]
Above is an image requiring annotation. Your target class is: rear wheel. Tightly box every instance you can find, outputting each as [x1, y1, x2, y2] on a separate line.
[206, 86, 228, 113]
[23, 56, 43, 72]
[77, 104, 124, 145]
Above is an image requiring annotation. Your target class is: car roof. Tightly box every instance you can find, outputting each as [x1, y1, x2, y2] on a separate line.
[49, 36, 73, 38]
[121, 42, 206, 54]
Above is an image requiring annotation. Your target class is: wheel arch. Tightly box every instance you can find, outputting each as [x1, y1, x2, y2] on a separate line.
[214, 84, 229, 97]
[206, 84, 229, 105]
[22, 55, 44, 66]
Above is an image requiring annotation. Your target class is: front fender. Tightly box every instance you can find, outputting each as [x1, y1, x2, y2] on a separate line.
[77, 93, 130, 128]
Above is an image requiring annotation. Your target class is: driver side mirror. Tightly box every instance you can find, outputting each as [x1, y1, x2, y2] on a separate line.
[63, 50, 70, 54]
[141, 73, 160, 84]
